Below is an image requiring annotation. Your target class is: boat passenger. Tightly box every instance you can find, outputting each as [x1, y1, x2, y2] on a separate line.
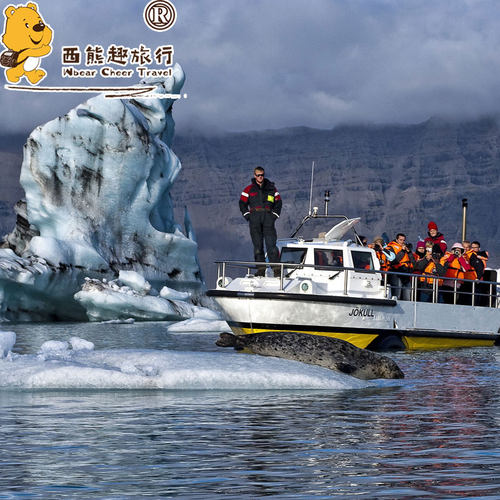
[412, 241, 427, 291]
[463, 243, 483, 281]
[414, 244, 447, 303]
[239, 166, 282, 277]
[470, 241, 489, 275]
[462, 241, 489, 306]
[441, 242, 472, 304]
[424, 221, 447, 253]
[413, 240, 426, 261]
[385, 233, 415, 300]
[372, 236, 392, 271]
[462, 240, 471, 252]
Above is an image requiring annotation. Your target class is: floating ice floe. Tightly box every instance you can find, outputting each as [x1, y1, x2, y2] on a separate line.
[0, 330, 16, 358]
[0, 332, 391, 391]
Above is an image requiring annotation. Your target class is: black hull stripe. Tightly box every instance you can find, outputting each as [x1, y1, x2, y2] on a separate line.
[207, 290, 397, 307]
[228, 321, 500, 341]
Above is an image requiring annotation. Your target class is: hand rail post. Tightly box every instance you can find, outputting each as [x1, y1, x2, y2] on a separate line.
[411, 275, 417, 302]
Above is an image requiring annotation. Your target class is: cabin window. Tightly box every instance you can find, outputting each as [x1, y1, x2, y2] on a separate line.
[351, 251, 374, 270]
[314, 249, 344, 268]
[280, 248, 306, 264]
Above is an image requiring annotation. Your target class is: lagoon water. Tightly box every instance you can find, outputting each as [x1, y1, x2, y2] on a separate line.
[1, 321, 500, 498]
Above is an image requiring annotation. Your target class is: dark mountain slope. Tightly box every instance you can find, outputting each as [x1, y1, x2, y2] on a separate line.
[1, 118, 499, 285]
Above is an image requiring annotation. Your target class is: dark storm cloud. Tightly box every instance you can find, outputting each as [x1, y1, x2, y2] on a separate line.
[1, 0, 500, 135]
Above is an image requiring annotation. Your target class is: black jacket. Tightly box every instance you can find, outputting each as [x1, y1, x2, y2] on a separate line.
[239, 178, 282, 220]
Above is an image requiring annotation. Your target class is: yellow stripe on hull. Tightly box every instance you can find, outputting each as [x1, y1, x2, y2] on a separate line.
[232, 326, 378, 350]
[402, 336, 494, 350]
[228, 326, 496, 351]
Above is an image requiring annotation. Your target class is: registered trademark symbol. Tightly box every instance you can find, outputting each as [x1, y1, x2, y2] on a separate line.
[143, 0, 177, 32]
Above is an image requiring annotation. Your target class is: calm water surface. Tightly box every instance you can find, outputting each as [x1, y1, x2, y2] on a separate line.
[1, 321, 500, 498]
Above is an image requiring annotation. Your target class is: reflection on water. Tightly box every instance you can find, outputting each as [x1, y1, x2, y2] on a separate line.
[1, 322, 500, 497]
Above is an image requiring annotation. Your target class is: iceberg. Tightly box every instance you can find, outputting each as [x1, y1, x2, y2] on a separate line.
[0, 64, 206, 321]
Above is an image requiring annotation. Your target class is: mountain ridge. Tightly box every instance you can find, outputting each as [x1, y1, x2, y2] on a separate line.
[1, 117, 499, 285]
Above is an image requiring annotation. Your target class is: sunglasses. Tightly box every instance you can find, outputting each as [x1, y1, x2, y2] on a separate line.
[255, 173, 264, 177]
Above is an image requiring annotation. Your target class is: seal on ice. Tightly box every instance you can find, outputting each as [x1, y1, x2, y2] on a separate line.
[216, 331, 404, 380]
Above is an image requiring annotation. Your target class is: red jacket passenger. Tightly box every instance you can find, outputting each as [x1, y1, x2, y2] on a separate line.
[424, 221, 447, 253]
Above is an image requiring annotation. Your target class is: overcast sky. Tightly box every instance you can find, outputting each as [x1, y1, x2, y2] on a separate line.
[2, 0, 500, 136]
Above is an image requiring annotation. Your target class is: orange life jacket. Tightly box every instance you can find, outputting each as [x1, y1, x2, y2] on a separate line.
[376, 250, 390, 271]
[385, 241, 412, 271]
[443, 253, 466, 282]
[418, 260, 443, 286]
[412, 252, 426, 274]
[463, 249, 478, 281]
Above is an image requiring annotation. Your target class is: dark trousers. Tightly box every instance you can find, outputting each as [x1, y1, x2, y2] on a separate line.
[388, 273, 411, 300]
[419, 288, 445, 303]
[249, 212, 279, 264]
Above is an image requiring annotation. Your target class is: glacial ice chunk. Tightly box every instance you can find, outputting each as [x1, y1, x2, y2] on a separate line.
[74, 277, 216, 323]
[118, 270, 151, 295]
[0, 330, 16, 358]
[0, 64, 206, 321]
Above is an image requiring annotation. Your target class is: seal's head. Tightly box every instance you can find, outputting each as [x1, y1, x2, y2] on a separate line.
[215, 332, 249, 349]
[357, 355, 404, 380]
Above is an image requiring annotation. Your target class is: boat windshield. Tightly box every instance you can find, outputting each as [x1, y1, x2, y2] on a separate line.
[280, 247, 306, 264]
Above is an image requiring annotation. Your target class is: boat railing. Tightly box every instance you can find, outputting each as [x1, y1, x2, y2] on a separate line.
[213, 260, 499, 308]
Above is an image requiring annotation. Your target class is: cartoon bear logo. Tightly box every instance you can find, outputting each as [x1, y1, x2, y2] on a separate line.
[1, 2, 53, 85]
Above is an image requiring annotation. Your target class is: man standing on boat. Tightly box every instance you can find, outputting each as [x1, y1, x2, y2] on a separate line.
[239, 166, 282, 277]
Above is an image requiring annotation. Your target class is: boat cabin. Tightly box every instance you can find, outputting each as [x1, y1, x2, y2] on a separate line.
[276, 232, 385, 299]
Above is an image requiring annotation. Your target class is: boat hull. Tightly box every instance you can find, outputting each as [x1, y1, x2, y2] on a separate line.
[207, 290, 500, 350]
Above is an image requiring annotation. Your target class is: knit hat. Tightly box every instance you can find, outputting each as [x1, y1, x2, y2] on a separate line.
[416, 241, 425, 249]
[428, 221, 438, 231]
[451, 242, 464, 250]
[373, 236, 384, 244]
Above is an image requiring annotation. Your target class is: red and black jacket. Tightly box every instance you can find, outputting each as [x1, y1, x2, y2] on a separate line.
[424, 232, 447, 253]
[239, 178, 282, 219]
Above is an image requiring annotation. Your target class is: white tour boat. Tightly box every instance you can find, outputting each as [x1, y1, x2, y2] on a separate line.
[207, 210, 500, 350]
